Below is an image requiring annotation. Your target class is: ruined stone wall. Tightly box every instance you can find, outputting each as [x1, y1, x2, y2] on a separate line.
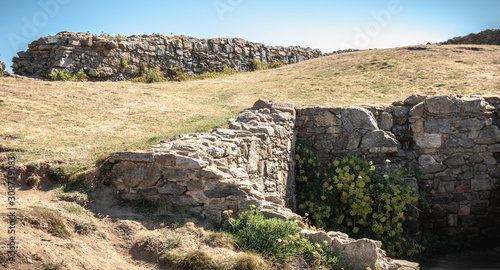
[108, 94, 500, 240]
[108, 100, 298, 223]
[12, 31, 322, 80]
[294, 95, 500, 240]
[443, 29, 500, 45]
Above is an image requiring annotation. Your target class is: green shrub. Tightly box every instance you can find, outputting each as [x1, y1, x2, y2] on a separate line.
[75, 220, 95, 235]
[268, 61, 284, 69]
[132, 67, 167, 83]
[250, 59, 284, 71]
[228, 207, 338, 268]
[250, 58, 267, 71]
[295, 139, 422, 259]
[26, 174, 41, 187]
[30, 206, 70, 238]
[120, 60, 128, 69]
[40, 70, 88, 82]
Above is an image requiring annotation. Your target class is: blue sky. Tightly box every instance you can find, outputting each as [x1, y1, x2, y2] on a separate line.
[0, 0, 499, 71]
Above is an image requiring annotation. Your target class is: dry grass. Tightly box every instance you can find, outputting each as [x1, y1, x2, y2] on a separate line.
[0, 44, 499, 165]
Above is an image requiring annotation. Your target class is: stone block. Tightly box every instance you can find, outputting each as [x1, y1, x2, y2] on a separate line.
[443, 154, 466, 166]
[341, 107, 379, 132]
[458, 204, 471, 215]
[176, 155, 208, 169]
[204, 187, 247, 198]
[453, 118, 485, 132]
[158, 182, 187, 195]
[338, 239, 379, 270]
[447, 133, 475, 148]
[471, 179, 491, 191]
[378, 111, 393, 130]
[448, 214, 458, 227]
[476, 126, 500, 144]
[360, 130, 399, 148]
[424, 119, 451, 133]
[414, 133, 442, 148]
[418, 154, 436, 166]
[409, 102, 424, 116]
[154, 154, 176, 167]
[420, 164, 447, 174]
[186, 180, 206, 191]
[425, 96, 460, 114]
[455, 180, 471, 192]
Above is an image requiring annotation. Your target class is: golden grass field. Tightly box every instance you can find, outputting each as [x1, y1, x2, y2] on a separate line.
[1, 44, 499, 165]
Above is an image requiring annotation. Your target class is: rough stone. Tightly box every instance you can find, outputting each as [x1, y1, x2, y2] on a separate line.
[341, 107, 379, 132]
[424, 119, 451, 133]
[418, 154, 436, 166]
[447, 133, 475, 148]
[477, 126, 500, 144]
[413, 133, 442, 148]
[443, 154, 466, 166]
[338, 239, 380, 270]
[158, 182, 187, 195]
[425, 96, 460, 114]
[360, 130, 399, 148]
[13, 31, 322, 79]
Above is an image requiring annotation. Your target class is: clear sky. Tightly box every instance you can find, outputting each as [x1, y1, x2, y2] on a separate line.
[1, 0, 499, 71]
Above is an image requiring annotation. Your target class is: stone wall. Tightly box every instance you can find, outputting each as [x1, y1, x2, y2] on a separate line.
[443, 29, 500, 45]
[108, 94, 500, 241]
[108, 100, 298, 223]
[12, 31, 322, 80]
[294, 94, 500, 240]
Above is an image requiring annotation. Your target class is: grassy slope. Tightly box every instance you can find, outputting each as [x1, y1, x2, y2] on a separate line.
[0, 44, 499, 165]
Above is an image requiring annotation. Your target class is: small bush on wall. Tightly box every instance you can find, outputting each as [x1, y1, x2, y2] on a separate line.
[295, 139, 423, 259]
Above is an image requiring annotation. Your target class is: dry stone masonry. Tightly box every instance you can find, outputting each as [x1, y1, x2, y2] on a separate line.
[12, 31, 322, 80]
[109, 100, 299, 223]
[108, 94, 500, 241]
[443, 29, 500, 45]
[294, 94, 500, 241]
[107, 94, 499, 269]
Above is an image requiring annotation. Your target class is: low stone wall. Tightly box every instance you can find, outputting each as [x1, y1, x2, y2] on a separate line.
[443, 29, 500, 45]
[108, 100, 298, 223]
[12, 31, 322, 80]
[108, 94, 500, 242]
[294, 95, 500, 240]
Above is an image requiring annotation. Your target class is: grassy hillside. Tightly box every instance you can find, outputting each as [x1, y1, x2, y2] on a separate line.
[0, 44, 499, 165]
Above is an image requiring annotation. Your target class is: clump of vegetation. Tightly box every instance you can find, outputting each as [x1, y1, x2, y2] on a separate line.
[132, 66, 167, 83]
[39, 70, 88, 82]
[26, 174, 41, 187]
[169, 64, 237, 81]
[201, 231, 236, 249]
[62, 203, 89, 214]
[99, 31, 126, 40]
[120, 60, 128, 69]
[227, 206, 339, 268]
[29, 206, 71, 238]
[168, 65, 191, 81]
[250, 58, 284, 71]
[295, 139, 423, 260]
[75, 220, 96, 235]
[49, 166, 93, 205]
[169, 34, 192, 40]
